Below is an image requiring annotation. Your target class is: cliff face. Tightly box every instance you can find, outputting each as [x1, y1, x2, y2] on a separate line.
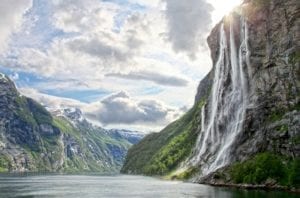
[230, 0, 300, 160]
[0, 75, 62, 172]
[190, 0, 299, 176]
[0, 75, 143, 173]
[122, 0, 299, 187]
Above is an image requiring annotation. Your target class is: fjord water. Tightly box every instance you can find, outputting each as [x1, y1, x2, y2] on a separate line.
[0, 175, 297, 198]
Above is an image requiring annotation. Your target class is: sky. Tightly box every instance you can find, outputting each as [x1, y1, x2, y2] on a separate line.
[0, 0, 241, 132]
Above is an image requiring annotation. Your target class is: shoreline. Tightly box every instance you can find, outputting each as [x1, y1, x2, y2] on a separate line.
[202, 182, 300, 194]
[122, 173, 300, 193]
[0, 171, 120, 177]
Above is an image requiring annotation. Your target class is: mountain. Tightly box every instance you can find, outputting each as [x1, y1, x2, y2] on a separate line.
[0, 75, 143, 173]
[122, 0, 300, 188]
[107, 129, 145, 145]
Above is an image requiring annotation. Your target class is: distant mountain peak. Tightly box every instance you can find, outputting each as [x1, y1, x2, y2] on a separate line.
[0, 72, 9, 83]
[51, 107, 85, 123]
[63, 107, 84, 122]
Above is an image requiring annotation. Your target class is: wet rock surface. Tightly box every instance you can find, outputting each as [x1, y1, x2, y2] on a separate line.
[193, 0, 299, 184]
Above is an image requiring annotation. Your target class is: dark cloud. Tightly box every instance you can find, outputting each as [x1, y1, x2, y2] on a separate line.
[106, 71, 189, 87]
[164, 0, 213, 59]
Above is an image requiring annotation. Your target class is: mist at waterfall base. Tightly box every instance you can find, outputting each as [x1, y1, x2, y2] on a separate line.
[183, 15, 252, 177]
[0, 175, 298, 198]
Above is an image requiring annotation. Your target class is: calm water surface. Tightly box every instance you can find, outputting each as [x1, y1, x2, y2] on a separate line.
[0, 175, 298, 198]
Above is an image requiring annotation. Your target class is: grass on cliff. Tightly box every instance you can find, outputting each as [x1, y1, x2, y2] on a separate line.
[0, 154, 10, 172]
[121, 100, 205, 175]
[230, 153, 300, 187]
[53, 116, 129, 172]
[27, 98, 53, 125]
[15, 96, 53, 126]
[53, 117, 84, 147]
[15, 96, 37, 125]
[253, 0, 271, 8]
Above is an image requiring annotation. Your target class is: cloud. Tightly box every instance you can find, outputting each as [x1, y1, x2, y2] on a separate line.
[67, 36, 130, 62]
[0, 2, 147, 79]
[0, 0, 32, 53]
[127, 0, 161, 7]
[53, 0, 119, 33]
[20, 88, 182, 129]
[19, 88, 85, 110]
[164, 0, 213, 59]
[106, 70, 189, 87]
[1, 35, 131, 79]
[0, 0, 208, 83]
[84, 91, 180, 125]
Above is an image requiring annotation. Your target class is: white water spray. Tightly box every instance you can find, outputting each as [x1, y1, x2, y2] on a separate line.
[186, 17, 251, 176]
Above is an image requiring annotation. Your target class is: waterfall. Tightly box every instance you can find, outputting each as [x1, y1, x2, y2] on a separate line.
[186, 17, 250, 176]
[200, 105, 205, 134]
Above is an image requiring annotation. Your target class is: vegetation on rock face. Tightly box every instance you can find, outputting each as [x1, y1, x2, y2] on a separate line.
[267, 109, 286, 123]
[169, 167, 200, 180]
[0, 113, 139, 173]
[27, 98, 53, 125]
[143, 125, 195, 175]
[253, 0, 271, 8]
[0, 155, 10, 172]
[51, 117, 134, 173]
[289, 159, 300, 188]
[14, 96, 54, 130]
[230, 153, 300, 187]
[53, 117, 84, 147]
[121, 100, 205, 175]
[14, 96, 37, 126]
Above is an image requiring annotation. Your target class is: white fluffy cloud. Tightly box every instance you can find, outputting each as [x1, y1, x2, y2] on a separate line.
[19, 88, 182, 131]
[1, 0, 210, 82]
[84, 91, 181, 126]
[53, 0, 119, 33]
[0, 0, 32, 53]
[164, 0, 213, 59]
[19, 87, 85, 109]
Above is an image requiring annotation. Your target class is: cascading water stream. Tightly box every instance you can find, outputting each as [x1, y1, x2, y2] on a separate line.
[185, 16, 251, 177]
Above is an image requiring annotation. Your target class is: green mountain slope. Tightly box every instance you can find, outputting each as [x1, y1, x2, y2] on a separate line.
[121, 95, 207, 176]
[0, 74, 142, 173]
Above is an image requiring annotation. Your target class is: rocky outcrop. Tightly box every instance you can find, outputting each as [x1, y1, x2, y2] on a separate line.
[0, 74, 61, 171]
[194, 71, 213, 103]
